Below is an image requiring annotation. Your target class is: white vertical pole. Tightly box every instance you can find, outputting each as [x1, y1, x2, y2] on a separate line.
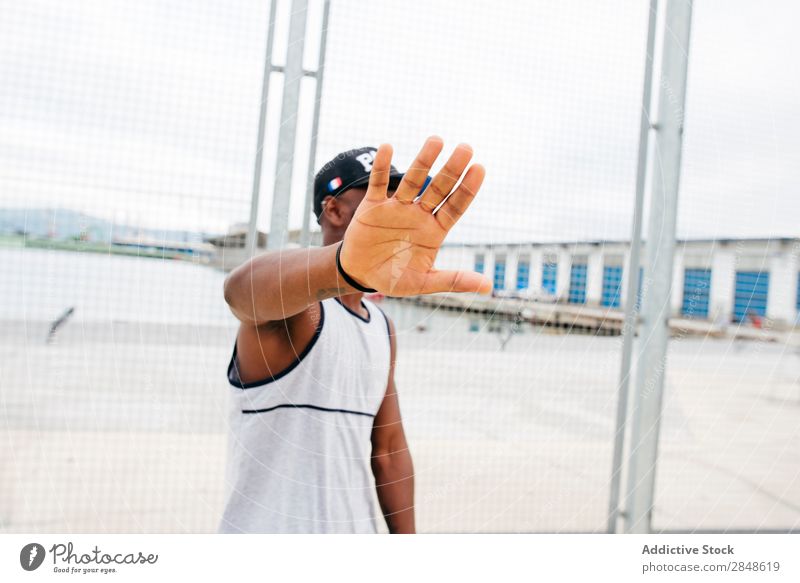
[246, 0, 278, 257]
[607, 0, 659, 534]
[268, 0, 309, 250]
[300, 0, 331, 248]
[623, 0, 693, 534]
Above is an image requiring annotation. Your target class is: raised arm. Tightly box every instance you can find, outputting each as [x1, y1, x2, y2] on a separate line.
[223, 243, 357, 325]
[223, 137, 492, 326]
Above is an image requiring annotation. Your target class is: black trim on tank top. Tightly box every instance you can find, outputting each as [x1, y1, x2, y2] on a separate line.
[375, 305, 391, 337]
[333, 296, 371, 323]
[242, 403, 375, 418]
[227, 301, 325, 389]
[375, 304, 394, 360]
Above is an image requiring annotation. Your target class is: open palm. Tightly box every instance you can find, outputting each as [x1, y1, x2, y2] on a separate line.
[339, 137, 492, 296]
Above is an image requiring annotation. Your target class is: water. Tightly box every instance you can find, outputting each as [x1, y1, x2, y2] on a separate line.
[0, 246, 558, 341]
[1, 247, 233, 326]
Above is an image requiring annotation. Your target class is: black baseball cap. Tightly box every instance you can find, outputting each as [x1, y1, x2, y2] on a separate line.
[313, 146, 404, 221]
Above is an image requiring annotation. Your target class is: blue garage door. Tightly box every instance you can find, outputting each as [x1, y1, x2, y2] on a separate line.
[494, 257, 506, 291]
[733, 271, 769, 323]
[568, 261, 587, 304]
[542, 259, 557, 295]
[796, 271, 800, 316]
[516, 258, 530, 290]
[474, 254, 485, 274]
[681, 268, 711, 318]
[601, 265, 623, 308]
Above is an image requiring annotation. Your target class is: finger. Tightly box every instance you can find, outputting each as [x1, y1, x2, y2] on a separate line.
[420, 269, 492, 295]
[365, 143, 394, 201]
[435, 163, 485, 231]
[417, 143, 473, 211]
[393, 136, 444, 202]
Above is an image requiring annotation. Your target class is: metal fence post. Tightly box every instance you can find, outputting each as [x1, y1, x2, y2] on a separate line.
[246, 0, 278, 257]
[606, 0, 658, 534]
[300, 0, 331, 248]
[623, 0, 694, 534]
[267, 0, 309, 250]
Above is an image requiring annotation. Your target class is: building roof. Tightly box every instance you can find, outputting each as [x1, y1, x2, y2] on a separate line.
[443, 236, 800, 249]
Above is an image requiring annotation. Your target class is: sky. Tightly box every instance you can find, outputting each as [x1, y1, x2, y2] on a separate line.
[0, 0, 798, 244]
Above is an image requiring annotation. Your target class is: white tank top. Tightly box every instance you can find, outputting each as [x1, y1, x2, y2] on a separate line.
[219, 297, 391, 533]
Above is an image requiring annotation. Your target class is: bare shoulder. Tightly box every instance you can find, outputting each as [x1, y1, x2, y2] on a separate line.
[234, 303, 323, 385]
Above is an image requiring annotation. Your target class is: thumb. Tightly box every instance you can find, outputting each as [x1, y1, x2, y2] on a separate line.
[421, 269, 493, 295]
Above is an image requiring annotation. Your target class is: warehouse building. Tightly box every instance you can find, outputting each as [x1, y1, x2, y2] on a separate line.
[436, 237, 800, 328]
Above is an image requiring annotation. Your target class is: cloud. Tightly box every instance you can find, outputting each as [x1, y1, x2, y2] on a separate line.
[0, 0, 797, 242]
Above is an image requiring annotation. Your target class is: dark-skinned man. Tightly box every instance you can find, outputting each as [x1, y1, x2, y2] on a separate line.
[219, 138, 490, 533]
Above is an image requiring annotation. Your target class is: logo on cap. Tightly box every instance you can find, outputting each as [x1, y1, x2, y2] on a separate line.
[355, 151, 377, 171]
[327, 177, 343, 192]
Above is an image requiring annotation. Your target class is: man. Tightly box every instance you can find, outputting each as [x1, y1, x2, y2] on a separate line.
[220, 137, 491, 533]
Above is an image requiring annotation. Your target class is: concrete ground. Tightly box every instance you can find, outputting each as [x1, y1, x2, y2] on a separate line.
[1, 316, 798, 533]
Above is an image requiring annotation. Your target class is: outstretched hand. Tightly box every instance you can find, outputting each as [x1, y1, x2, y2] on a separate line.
[339, 137, 492, 296]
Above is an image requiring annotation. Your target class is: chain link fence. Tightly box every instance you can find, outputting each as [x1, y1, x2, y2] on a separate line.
[1, 0, 798, 533]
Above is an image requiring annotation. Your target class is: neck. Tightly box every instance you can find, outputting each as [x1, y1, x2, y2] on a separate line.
[337, 292, 368, 320]
[322, 229, 345, 247]
[321, 231, 368, 316]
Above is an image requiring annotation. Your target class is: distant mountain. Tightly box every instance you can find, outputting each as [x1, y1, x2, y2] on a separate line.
[0, 208, 214, 243]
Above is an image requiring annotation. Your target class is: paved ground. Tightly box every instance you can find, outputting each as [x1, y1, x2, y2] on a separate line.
[1, 315, 799, 533]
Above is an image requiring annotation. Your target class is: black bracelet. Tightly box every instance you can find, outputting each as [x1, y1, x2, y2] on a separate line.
[336, 242, 377, 293]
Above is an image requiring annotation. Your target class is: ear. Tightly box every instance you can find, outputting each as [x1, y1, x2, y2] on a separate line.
[321, 195, 347, 228]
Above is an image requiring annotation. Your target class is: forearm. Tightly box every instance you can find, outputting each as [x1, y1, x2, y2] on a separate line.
[372, 449, 415, 534]
[223, 243, 355, 324]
